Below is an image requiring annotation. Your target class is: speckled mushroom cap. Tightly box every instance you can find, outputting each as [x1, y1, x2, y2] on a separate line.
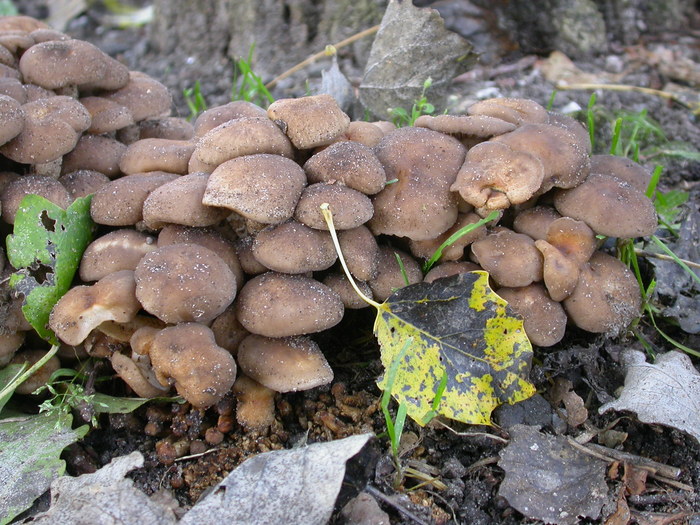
[588, 154, 652, 193]
[294, 182, 374, 230]
[0, 94, 23, 146]
[409, 212, 487, 262]
[303, 140, 386, 195]
[553, 173, 657, 238]
[134, 243, 237, 324]
[563, 251, 642, 335]
[202, 153, 306, 224]
[235, 272, 344, 337]
[142, 172, 230, 230]
[368, 246, 423, 302]
[1, 174, 71, 224]
[102, 71, 172, 122]
[119, 138, 195, 175]
[512, 205, 562, 241]
[58, 170, 110, 201]
[322, 272, 374, 309]
[451, 141, 544, 211]
[0, 77, 27, 104]
[414, 114, 516, 148]
[467, 97, 549, 126]
[79, 229, 157, 282]
[497, 284, 568, 347]
[193, 100, 267, 137]
[370, 126, 466, 241]
[337, 225, 380, 282]
[252, 220, 337, 274]
[342, 120, 385, 147]
[138, 117, 194, 141]
[148, 323, 237, 408]
[62, 134, 126, 178]
[192, 116, 294, 169]
[237, 334, 333, 392]
[267, 93, 350, 149]
[471, 228, 543, 288]
[78, 95, 133, 135]
[423, 261, 481, 283]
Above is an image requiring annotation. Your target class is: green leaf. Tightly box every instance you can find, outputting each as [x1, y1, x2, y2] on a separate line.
[89, 393, 179, 414]
[375, 272, 535, 426]
[6, 195, 94, 344]
[0, 364, 26, 413]
[0, 411, 88, 524]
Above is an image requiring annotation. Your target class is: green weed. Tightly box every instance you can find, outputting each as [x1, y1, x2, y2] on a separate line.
[232, 44, 275, 108]
[389, 77, 436, 127]
[183, 80, 208, 121]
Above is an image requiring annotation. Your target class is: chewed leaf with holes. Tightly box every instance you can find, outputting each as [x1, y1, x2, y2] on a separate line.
[6, 194, 94, 344]
[375, 272, 535, 425]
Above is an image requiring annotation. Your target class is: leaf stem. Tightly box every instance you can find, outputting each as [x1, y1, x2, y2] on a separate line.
[0, 345, 60, 406]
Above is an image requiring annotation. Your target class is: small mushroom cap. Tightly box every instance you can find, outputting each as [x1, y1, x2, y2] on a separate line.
[236, 272, 344, 337]
[134, 243, 237, 324]
[102, 72, 172, 122]
[237, 334, 333, 392]
[497, 284, 567, 347]
[0, 77, 27, 104]
[0, 16, 49, 32]
[157, 225, 244, 289]
[193, 116, 294, 168]
[252, 220, 337, 274]
[423, 261, 481, 283]
[139, 117, 194, 141]
[193, 100, 267, 137]
[322, 272, 374, 309]
[0, 331, 25, 368]
[553, 173, 657, 238]
[303, 141, 386, 195]
[234, 236, 269, 275]
[471, 229, 543, 288]
[368, 246, 423, 302]
[563, 251, 642, 335]
[414, 114, 516, 146]
[49, 270, 141, 346]
[0, 94, 23, 146]
[202, 153, 306, 224]
[210, 306, 249, 354]
[1, 174, 71, 224]
[58, 170, 110, 201]
[370, 127, 465, 240]
[467, 97, 549, 125]
[79, 96, 134, 134]
[149, 323, 237, 408]
[11, 350, 61, 395]
[342, 121, 385, 147]
[61, 134, 126, 178]
[337, 225, 380, 282]
[111, 351, 170, 399]
[546, 111, 592, 155]
[512, 205, 562, 241]
[267, 94, 350, 149]
[232, 375, 277, 429]
[294, 182, 374, 230]
[589, 154, 652, 193]
[450, 141, 544, 210]
[119, 138, 194, 175]
[409, 212, 487, 262]
[79, 229, 157, 282]
[90, 172, 179, 226]
[142, 172, 230, 230]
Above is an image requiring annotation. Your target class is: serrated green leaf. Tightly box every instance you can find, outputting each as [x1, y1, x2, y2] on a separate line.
[0, 411, 88, 525]
[6, 195, 94, 344]
[375, 272, 535, 426]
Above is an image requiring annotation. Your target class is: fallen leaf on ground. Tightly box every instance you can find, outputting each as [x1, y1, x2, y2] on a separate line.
[375, 272, 535, 426]
[498, 424, 608, 525]
[0, 412, 88, 525]
[359, 0, 476, 119]
[536, 50, 624, 86]
[599, 350, 700, 443]
[180, 433, 373, 525]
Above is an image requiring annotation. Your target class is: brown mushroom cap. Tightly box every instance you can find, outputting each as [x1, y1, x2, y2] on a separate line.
[90, 172, 179, 226]
[232, 375, 277, 429]
[61, 134, 126, 178]
[368, 246, 423, 302]
[322, 272, 374, 309]
[234, 236, 269, 275]
[588, 154, 652, 193]
[79, 229, 157, 282]
[512, 205, 562, 241]
[202, 153, 306, 224]
[414, 114, 516, 147]
[236, 272, 344, 337]
[119, 138, 194, 175]
[252, 220, 337, 274]
[267, 94, 350, 149]
[370, 127, 466, 240]
[102, 72, 172, 122]
[134, 243, 237, 324]
[497, 284, 568, 347]
[409, 212, 487, 261]
[563, 251, 642, 335]
[553, 173, 657, 238]
[58, 170, 110, 201]
[423, 261, 480, 283]
[210, 306, 249, 354]
[0, 77, 27, 104]
[1, 174, 71, 224]
[193, 100, 267, 137]
[49, 270, 141, 346]
[138, 117, 194, 141]
[79, 96, 134, 134]
[142, 172, 230, 230]
[0, 93, 23, 146]
[467, 97, 549, 126]
[342, 121, 385, 147]
[471, 229, 543, 288]
[451, 141, 544, 211]
[237, 334, 333, 392]
[11, 349, 61, 395]
[149, 323, 237, 408]
[0, 331, 25, 368]
[294, 182, 374, 231]
[546, 111, 592, 155]
[303, 141, 386, 195]
[111, 351, 170, 399]
[337, 225, 380, 282]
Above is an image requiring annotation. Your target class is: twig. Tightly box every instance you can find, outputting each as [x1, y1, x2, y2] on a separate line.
[365, 485, 432, 525]
[434, 419, 509, 444]
[265, 25, 380, 90]
[628, 492, 690, 505]
[554, 82, 692, 110]
[635, 249, 700, 270]
[175, 447, 221, 462]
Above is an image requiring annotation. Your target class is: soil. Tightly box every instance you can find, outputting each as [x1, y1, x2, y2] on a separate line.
[9, 2, 700, 524]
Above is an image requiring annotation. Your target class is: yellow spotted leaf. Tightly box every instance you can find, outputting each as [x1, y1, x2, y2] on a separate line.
[375, 271, 535, 426]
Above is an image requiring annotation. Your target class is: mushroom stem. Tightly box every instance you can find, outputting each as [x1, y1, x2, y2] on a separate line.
[0, 344, 59, 403]
[321, 203, 381, 309]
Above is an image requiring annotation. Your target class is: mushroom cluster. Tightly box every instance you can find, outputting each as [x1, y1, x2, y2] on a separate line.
[0, 16, 656, 430]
